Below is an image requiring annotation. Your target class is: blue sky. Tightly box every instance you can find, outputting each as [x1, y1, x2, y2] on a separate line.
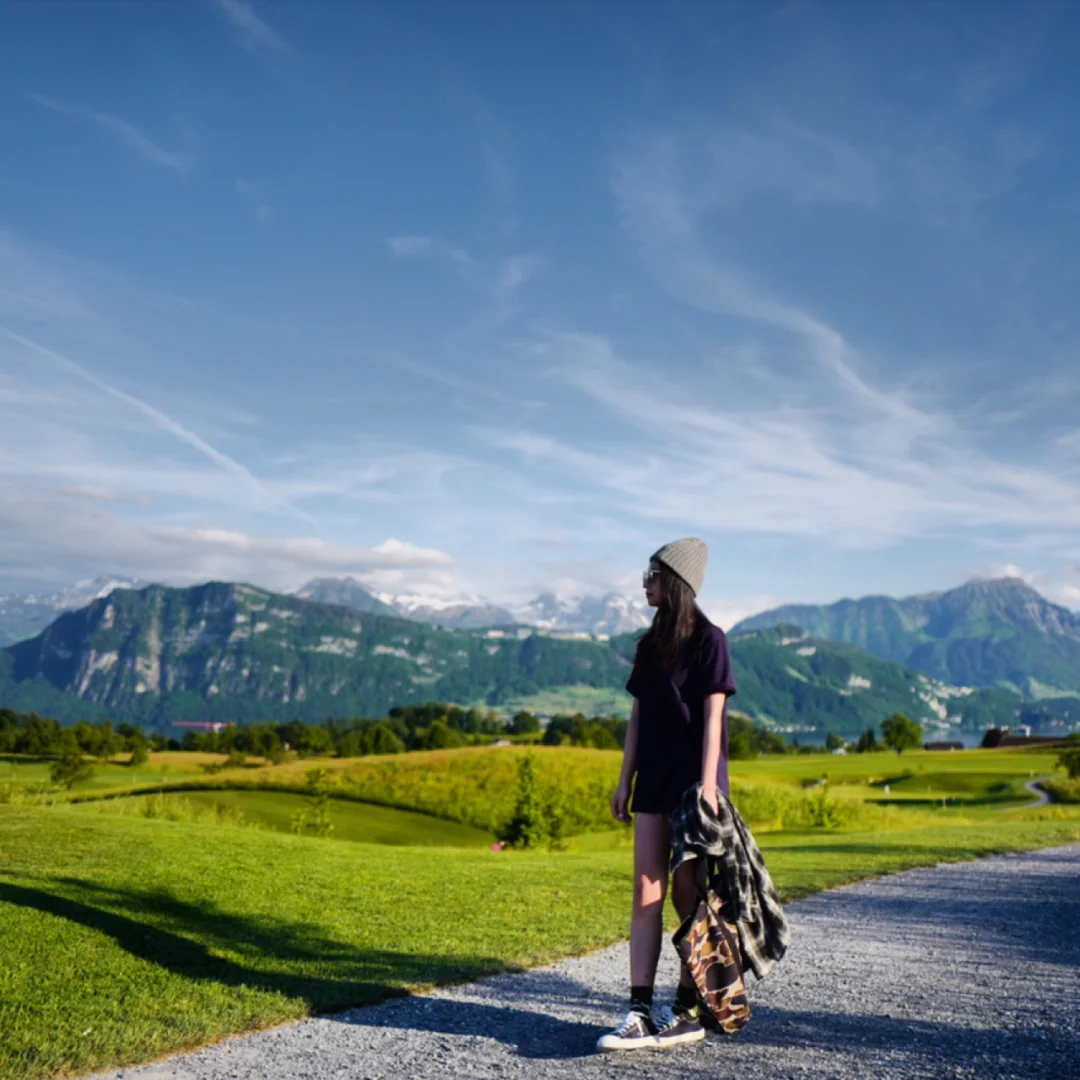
[2, 0, 1080, 624]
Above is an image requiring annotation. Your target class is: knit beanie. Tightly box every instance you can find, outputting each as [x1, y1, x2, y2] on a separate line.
[651, 537, 708, 597]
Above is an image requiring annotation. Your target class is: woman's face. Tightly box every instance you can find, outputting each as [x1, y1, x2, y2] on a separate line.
[643, 561, 662, 608]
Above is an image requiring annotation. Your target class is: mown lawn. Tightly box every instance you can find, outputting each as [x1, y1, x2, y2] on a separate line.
[73, 789, 496, 847]
[2, 801, 1079, 1080]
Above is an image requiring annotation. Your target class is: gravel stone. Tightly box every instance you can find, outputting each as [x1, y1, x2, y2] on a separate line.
[93, 843, 1080, 1080]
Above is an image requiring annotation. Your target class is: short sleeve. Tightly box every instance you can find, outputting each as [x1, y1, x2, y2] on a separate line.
[626, 662, 642, 698]
[699, 625, 737, 698]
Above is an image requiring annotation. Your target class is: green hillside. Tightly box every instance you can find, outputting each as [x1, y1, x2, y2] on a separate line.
[734, 577, 1080, 697]
[0, 583, 631, 726]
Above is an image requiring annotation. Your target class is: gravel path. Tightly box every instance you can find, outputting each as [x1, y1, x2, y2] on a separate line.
[1021, 778, 1052, 809]
[96, 844, 1080, 1080]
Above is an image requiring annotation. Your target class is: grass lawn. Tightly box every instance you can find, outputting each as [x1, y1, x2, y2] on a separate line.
[2, 798, 1079, 1080]
[73, 789, 497, 847]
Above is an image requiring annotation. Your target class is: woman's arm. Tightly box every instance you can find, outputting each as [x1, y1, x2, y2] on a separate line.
[701, 692, 727, 812]
[610, 698, 639, 822]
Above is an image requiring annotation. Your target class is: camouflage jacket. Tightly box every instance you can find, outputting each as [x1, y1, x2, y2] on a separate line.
[669, 783, 791, 980]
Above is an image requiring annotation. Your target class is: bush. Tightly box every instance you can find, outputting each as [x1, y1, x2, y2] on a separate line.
[50, 750, 95, 791]
[1043, 777, 1080, 804]
[290, 768, 335, 838]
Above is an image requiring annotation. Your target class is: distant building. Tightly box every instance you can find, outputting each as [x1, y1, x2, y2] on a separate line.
[173, 721, 230, 733]
[981, 727, 1068, 749]
[925, 741, 964, 751]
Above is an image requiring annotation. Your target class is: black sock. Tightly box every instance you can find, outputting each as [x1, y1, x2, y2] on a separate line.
[676, 982, 698, 1015]
[629, 985, 653, 1016]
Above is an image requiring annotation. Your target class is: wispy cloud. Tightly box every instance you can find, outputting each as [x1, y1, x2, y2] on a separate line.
[212, 0, 289, 54]
[475, 325, 1080, 550]
[386, 235, 476, 268]
[385, 235, 539, 331]
[0, 326, 308, 522]
[58, 483, 150, 507]
[27, 93, 193, 171]
[235, 178, 271, 222]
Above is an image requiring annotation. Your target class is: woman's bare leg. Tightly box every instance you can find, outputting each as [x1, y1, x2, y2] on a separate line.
[670, 859, 698, 989]
[630, 812, 670, 987]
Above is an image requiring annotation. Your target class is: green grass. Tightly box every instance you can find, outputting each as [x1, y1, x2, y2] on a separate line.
[75, 789, 496, 847]
[1, 801, 1079, 1080]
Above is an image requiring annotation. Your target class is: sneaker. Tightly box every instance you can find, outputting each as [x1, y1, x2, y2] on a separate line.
[596, 1009, 658, 1051]
[653, 1004, 706, 1048]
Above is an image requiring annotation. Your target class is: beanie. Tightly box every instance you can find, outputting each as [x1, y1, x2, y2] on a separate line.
[651, 537, 708, 596]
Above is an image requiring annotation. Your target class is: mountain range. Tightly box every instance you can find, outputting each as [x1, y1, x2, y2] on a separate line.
[734, 577, 1080, 699]
[0, 580, 1052, 738]
[0, 575, 650, 646]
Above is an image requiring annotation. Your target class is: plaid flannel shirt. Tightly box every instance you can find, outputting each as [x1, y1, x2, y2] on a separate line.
[669, 783, 791, 980]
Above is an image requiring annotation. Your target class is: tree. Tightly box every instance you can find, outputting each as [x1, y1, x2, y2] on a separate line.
[824, 732, 847, 752]
[128, 740, 149, 767]
[50, 749, 95, 791]
[881, 713, 923, 754]
[510, 709, 540, 735]
[290, 767, 334, 838]
[362, 724, 405, 756]
[1057, 736, 1080, 780]
[855, 728, 879, 753]
[500, 753, 547, 849]
[418, 720, 466, 750]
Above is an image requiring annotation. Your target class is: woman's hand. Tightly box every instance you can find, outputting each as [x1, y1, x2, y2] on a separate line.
[702, 784, 719, 815]
[610, 780, 632, 823]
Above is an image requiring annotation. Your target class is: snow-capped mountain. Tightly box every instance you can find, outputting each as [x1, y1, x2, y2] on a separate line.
[510, 591, 651, 636]
[0, 575, 145, 646]
[291, 578, 650, 636]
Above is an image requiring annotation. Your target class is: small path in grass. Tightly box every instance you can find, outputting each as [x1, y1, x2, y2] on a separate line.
[93, 844, 1080, 1080]
[1021, 777, 1053, 809]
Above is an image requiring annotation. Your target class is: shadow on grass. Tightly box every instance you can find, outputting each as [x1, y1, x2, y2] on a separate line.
[0, 877, 520, 1014]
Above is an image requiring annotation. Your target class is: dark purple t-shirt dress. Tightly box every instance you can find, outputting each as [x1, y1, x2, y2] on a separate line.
[626, 621, 738, 815]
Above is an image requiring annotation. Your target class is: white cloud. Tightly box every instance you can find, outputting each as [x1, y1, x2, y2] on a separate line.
[476, 325, 1080, 549]
[212, 0, 289, 54]
[0, 494, 453, 593]
[27, 93, 193, 171]
[57, 484, 150, 507]
[386, 235, 477, 268]
[235, 179, 271, 222]
[704, 595, 789, 632]
[1, 326, 307, 522]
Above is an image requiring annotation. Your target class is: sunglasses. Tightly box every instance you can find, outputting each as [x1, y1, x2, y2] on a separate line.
[642, 567, 660, 587]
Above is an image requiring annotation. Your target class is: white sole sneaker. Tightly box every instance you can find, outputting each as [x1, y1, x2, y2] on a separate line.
[596, 1011, 660, 1052]
[656, 1024, 706, 1047]
[596, 1032, 659, 1051]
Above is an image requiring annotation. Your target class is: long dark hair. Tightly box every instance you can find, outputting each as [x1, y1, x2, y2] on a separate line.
[634, 561, 706, 671]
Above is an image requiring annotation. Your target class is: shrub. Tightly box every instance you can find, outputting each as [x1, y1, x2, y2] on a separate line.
[50, 750, 95, 791]
[500, 754, 547, 849]
[290, 768, 335, 838]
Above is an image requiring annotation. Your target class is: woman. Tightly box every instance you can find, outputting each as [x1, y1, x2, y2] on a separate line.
[597, 537, 737, 1052]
